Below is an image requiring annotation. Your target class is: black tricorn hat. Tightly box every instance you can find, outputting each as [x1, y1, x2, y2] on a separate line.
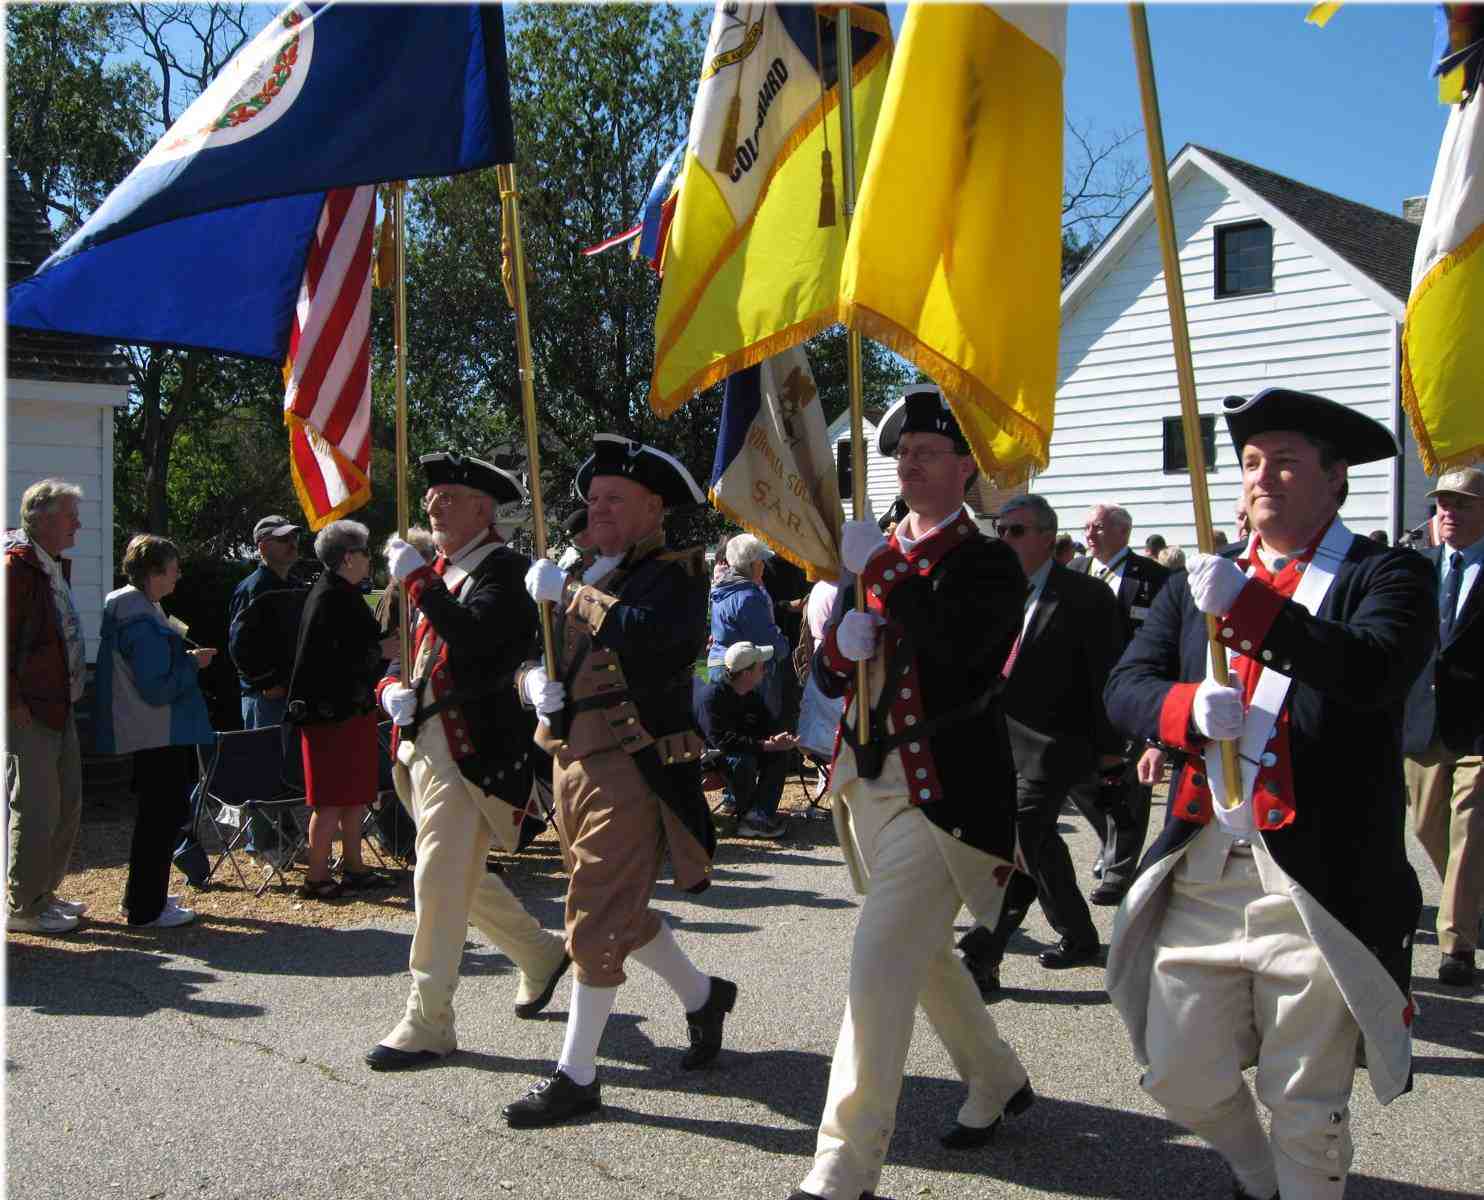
[561, 507, 589, 537]
[1223, 388, 1398, 466]
[876, 384, 970, 455]
[420, 451, 528, 505]
[574, 434, 706, 509]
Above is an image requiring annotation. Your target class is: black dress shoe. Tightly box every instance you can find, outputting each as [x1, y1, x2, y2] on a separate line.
[962, 952, 1002, 1001]
[1438, 951, 1476, 987]
[1234, 1183, 1280, 1200]
[784, 1192, 877, 1199]
[1088, 880, 1129, 906]
[940, 1078, 1035, 1148]
[502, 1069, 601, 1128]
[681, 976, 737, 1069]
[364, 1044, 444, 1071]
[1038, 938, 1099, 969]
[514, 953, 572, 1019]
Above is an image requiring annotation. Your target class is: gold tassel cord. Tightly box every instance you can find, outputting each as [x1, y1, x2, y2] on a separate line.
[818, 147, 837, 229]
[716, 90, 743, 176]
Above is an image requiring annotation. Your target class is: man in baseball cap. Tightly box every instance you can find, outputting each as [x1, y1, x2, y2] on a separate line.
[695, 641, 796, 841]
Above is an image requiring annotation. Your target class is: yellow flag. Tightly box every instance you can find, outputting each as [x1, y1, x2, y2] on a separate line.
[838, 4, 1066, 487]
[649, 4, 892, 417]
[1304, 3, 1343, 29]
[1403, 89, 1484, 473]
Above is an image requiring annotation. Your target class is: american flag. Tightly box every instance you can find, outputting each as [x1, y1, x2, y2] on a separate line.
[283, 185, 375, 529]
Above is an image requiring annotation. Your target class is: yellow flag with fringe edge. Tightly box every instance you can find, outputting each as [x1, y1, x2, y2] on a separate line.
[1403, 86, 1484, 473]
[649, 4, 892, 417]
[838, 3, 1065, 487]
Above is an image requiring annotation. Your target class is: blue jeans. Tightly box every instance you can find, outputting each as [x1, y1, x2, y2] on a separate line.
[722, 751, 790, 823]
[240, 692, 290, 852]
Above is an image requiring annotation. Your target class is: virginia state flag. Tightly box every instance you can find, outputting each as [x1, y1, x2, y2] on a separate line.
[839, 4, 1065, 486]
[7, 2, 514, 362]
[710, 346, 842, 581]
[1402, 82, 1484, 473]
[650, 4, 892, 416]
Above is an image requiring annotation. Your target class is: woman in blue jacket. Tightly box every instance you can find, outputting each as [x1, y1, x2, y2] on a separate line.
[94, 535, 216, 928]
[707, 534, 789, 715]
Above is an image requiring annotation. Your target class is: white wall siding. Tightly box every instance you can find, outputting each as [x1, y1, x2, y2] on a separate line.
[6, 382, 128, 657]
[1040, 169, 1402, 550]
[827, 416, 899, 519]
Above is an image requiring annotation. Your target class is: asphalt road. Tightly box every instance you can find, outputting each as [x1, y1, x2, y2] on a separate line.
[7, 802, 1482, 1200]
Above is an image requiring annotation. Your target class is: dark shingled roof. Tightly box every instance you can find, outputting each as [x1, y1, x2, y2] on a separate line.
[7, 161, 131, 386]
[1194, 146, 1419, 305]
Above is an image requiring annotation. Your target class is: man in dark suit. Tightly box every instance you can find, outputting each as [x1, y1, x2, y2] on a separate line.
[1067, 502, 1172, 903]
[1103, 388, 1432, 1200]
[958, 493, 1124, 992]
[1404, 466, 1484, 988]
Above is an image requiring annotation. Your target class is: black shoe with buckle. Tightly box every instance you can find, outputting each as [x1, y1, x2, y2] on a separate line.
[502, 1069, 601, 1128]
[1038, 938, 1099, 969]
[962, 952, 1002, 1001]
[1438, 951, 1476, 987]
[364, 1044, 445, 1072]
[1234, 1184, 1280, 1200]
[514, 953, 572, 1019]
[940, 1078, 1035, 1149]
[681, 976, 737, 1069]
[1089, 880, 1129, 906]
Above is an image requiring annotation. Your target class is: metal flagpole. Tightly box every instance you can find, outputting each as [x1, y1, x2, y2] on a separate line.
[496, 162, 561, 698]
[834, 10, 871, 743]
[1128, 5, 1241, 810]
[392, 181, 412, 674]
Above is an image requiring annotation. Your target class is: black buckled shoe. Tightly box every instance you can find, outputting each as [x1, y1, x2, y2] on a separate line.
[1234, 1184, 1280, 1200]
[502, 1069, 602, 1128]
[940, 1078, 1035, 1148]
[1088, 880, 1129, 906]
[1038, 938, 1100, 969]
[364, 1044, 445, 1072]
[1438, 951, 1476, 987]
[514, 953, 572, 1019]
[681, 976, 737, 1069]
[962, 952, 1002, 1001]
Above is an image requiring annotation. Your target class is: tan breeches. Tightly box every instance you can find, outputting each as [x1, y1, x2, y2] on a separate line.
[553, 748, 665, 987]
[1406, 744, 1484, 956]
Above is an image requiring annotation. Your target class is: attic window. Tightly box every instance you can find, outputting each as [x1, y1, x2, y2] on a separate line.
[1163, 415, 1218, 475]
[1215, 221, 1273, 297]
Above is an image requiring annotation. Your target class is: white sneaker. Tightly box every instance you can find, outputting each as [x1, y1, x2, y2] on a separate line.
[7, 910, 80, 935]
[118, 893, 183, 917]
[47, 897, 89, 917]
[136, 904, 197, 929]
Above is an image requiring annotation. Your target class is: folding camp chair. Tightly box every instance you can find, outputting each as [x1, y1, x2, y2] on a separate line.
[194, 726, 308, 896]
[361, 721, 415, 868]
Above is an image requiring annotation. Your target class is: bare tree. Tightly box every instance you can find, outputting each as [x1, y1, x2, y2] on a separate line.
[1061, 118, 1147, 283]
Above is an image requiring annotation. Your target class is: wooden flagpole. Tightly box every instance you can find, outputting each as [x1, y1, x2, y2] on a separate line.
[497, 162, 561, 694]
[392, 181, 412, 673]
[834, 10, 871, 742]
[1128, 5, 1241, 809]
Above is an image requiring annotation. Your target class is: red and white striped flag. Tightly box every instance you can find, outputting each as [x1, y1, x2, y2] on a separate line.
[284, 185, 375, 530]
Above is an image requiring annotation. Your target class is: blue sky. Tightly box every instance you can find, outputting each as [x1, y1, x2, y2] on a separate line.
[886, 3, 1446, 224]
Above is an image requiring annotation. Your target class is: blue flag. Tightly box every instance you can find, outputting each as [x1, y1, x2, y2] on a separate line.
[8, 2, 514, 361]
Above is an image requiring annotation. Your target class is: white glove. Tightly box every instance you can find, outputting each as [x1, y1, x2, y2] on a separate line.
[836, 610, 884, 662]
[525, 559, 566, 605]
[380, 683, 418, 727]
[1192, 678, 1244, 741]
[841, 519, 888, 575]
[1187, 551, 1248, 616]
[521, 664, 566, 723]
[385, 537, 427, 582]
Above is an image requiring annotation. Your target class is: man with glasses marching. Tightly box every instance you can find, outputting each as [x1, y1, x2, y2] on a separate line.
[365, 451, 568, 1071]
[789, 385, 1033, 1200]
[957, 492, 1125, 996]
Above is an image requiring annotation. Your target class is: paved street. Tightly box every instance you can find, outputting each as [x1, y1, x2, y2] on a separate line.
[7, 801, 1482, 1200]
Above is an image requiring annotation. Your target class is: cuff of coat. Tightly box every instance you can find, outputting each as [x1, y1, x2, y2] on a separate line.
[818, 626, 854, 677]
[514, 664, 538, 710]
[1215, 579, 1285, 659]
[375, 675, 400, 704]
[566, 582, 617, 636]
[402, 563, 439, 608]
[1158, 682, 1204, 752]
[859, 544, 912, 600]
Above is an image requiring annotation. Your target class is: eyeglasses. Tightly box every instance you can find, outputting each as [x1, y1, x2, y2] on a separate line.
[995, 523, 1029, 539]
[423, 490, 475, 513]
[896, 447, 961, 465]
[348, 546, 370, 558]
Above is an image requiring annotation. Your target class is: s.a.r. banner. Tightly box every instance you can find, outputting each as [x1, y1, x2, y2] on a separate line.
[709, 345, 842, 580]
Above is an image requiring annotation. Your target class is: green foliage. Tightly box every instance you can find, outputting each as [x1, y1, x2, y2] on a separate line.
[6, 4, 157, 235]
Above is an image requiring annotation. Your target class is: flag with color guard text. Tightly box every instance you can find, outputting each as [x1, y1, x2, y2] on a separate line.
[649, 3, 892, 416]
[838, 4, 1066, 486]
[710, 346, 842, 581]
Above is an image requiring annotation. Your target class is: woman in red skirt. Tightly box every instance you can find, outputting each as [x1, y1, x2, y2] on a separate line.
[286, 520, 397, 899]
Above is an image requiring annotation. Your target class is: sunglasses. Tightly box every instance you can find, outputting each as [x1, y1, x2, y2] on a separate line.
[995, 523, 1029, 539]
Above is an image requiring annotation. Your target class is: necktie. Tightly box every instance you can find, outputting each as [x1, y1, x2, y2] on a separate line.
[1093, 563, 1110, 581]
[433, 555, 448, 577]
[1002, 584, 1035, 677]
[1440, 550, 1464, 639]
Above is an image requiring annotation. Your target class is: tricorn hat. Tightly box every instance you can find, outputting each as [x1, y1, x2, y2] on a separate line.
[574, 434, 705, 509]
[876, 384, 970, 456]
[420, 451, 528, 505]
[1222, 388, 1397, 466]
[561, 506, 589, 538]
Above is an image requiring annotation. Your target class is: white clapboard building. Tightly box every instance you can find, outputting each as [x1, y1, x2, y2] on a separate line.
[7, 164, 130, 656]
[1034, 145, 1428, 548]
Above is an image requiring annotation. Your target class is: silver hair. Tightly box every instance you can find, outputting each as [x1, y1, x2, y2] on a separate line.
[384, 526, 436, 561]
[1088, 502, 1133, 531]
[1158, 546, 1187, 571]
[725, 533, 772, 570]
[1000, 493, 1058, 532]
[315, 519, 370, 571]
[20, 479, 83, 535]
